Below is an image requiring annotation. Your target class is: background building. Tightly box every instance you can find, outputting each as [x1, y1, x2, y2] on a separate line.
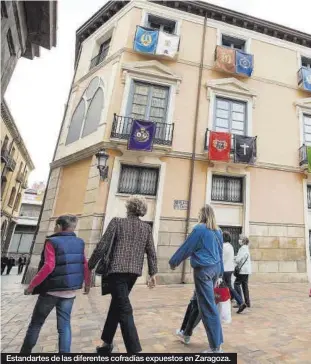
[25, 0, 311, 284]
[7, 183, 45, 260]
[1, 0, 57, 99]
[1, 100, 35, 254]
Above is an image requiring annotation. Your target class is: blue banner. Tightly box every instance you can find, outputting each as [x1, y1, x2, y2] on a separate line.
[133, 26, 158, 54]
[128, 120, 156, 152]
[300, 67, 311, 92]
[236, 50, 254, 77]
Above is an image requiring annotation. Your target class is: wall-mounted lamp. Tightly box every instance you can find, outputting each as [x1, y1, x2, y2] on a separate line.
[96, 149, 109, 181]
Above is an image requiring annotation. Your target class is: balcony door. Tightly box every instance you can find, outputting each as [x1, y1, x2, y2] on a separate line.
[127, 82, 169, 141]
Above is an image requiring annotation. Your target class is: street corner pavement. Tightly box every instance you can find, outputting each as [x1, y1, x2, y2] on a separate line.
[1, 271, 311, 363]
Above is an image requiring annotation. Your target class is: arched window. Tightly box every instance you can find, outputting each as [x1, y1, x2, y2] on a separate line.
[8, 187, 16, 207]
[14, 192, 21, 211]
[65, 77, 104, 144]
[65, 99, 86, 145]
[1, 135, 9, 151]
[82, 88, 104, 137]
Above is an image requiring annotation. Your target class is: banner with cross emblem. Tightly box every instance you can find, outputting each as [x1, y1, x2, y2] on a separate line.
[128, 119, 156, 152]
[133, 26, 158, 54]
[215, 46, 236, 74]
[208, 131, 231, 161]
[234, 135, 256, 164]
[236, 50, 254, 77]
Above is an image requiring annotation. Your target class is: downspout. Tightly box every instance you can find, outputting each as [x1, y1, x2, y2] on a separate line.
[181, 14, 207, 283]
[22, 47, 83, 283]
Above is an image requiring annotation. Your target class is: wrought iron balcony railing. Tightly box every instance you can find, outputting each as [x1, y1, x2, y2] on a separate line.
[1, 147, 9, 163]
[7, 156, 16, 172]
[204, 129, 257, 162]
[299, 145, 308, 166]
[89, 52, 108, 70]
[16, 171, 24, 183]
[111, 114, 174, 147]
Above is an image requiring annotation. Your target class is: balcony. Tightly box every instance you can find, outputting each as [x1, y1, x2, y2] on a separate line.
[7, 156, 16, 172]
[204, 129, 257, 164]
[299, 145, 308, 168]
[298, 67, 311, 92]
[16, 171, 24, 183]
[214, 46, 254, 77]
[89, 52, 107, 70]
[1, 147, 9, 163]
[111, 115, 174, 147]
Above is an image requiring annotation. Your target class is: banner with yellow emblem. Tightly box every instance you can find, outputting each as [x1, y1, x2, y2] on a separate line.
[133, 26, 158, 54]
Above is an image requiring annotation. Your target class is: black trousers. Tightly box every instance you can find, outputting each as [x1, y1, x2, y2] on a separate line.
[101, 273, 141, 354]
[180, 292, 200, 337]
[6, 265, 13, 275]
[1, 265, 6, 275]
[18, 264, 24, 274]
[223, 271, 243, 305]
[234, 274, 250, 307]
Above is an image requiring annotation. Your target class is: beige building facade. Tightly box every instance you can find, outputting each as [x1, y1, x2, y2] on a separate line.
[25, 0, 311, 284]
[1, 100, 35, 253]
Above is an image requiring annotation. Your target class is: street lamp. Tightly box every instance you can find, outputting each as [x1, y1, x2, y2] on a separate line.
[96, 149, 109, 180]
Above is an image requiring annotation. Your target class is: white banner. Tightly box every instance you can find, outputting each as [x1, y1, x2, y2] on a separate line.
[156, 31, 179, 58]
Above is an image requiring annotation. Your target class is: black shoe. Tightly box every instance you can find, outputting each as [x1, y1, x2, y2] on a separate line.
[237, 303, 247, 314]
[233, 304, 239, 308]
[246, 304, 251, 308]
[96, 344, 113, 354]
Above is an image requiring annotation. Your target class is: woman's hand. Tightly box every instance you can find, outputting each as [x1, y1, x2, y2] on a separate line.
[147, 275, 156, 289]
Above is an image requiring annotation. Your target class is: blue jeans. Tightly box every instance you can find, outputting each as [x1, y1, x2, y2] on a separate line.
[20, 294, 75, 353]
[194, 264, 223, 350]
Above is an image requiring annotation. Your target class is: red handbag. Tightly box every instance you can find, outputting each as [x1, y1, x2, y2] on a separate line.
[214, 286, 231, 304]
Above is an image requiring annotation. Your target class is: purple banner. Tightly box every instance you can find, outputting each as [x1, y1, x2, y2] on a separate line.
[128, 119, 156, 152]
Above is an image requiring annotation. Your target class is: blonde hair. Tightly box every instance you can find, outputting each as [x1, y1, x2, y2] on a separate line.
[198, 204, 218, 230]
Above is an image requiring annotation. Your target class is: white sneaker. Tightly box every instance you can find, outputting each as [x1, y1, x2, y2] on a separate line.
[176, 329, 191, 345]
[202, 347, 223, 353]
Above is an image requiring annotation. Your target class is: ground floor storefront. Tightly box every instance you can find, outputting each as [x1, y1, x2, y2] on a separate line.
[1, 273, 310, 363]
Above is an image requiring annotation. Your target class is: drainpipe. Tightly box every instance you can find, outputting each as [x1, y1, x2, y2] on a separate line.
[22, 47, 83, 284]
[181, 14, 207, 283]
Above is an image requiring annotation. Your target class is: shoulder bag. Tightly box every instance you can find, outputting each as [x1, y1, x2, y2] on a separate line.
[95, 226, 116, 277]
[234, 254, 249, 277]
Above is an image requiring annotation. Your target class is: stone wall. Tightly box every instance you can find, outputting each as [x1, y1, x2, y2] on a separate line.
[156, 217, 197, 285]
[249, 222, 308, 282]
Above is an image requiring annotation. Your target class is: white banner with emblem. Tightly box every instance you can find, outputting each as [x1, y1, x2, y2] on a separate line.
[156, 31, 179, 58]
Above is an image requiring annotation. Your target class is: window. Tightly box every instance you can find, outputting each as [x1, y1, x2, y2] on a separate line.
[66, 77, 104, 145]
[20, 204, 41, 217]
[301, 56, 311, 69]
[8, 187, 16, 207]
[1, 1, 8, 18]
[146, 14, 176, 34]
[211, 175, 243, 203]
[11, 147, 15, 158]
[303, 114, 311, 146]
[1, 179, 7, 196]
[118, 165, 159, 196]
[1, 220, 8, 243]
[7, 29, 15, 56]
[1, 135, 9, 152]
[90, 38, 111, 69]
[222, 35, 245, 50]
[214, 97, 247, 136]
[129, 82, 169, 124]
[307, 185, 311, 209]
[13, 192, 21, 211]
[219, 225, 242, 255]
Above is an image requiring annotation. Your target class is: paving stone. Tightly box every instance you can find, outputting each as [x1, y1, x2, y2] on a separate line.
[1, 271, 311, 361]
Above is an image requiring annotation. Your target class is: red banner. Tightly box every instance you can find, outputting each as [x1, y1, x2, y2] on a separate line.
[209, 131, 231, 161]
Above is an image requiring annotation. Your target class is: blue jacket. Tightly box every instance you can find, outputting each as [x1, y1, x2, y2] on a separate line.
[169, 224, 224, 273]
[33, 232, 85, 294]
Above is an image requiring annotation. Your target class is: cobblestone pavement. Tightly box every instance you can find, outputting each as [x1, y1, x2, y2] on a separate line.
[1, 270, 311, 363]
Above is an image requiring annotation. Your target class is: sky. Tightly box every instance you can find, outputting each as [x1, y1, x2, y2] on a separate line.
[5, 0, 311, 185]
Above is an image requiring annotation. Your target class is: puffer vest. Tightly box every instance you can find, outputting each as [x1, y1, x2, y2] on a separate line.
[33, 232, 84, 294]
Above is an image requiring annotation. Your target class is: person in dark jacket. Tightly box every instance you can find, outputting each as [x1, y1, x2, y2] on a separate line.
[20, 215, 91, 353]
[88, 196, 158, 354]
[6, 256, 15, 274]
[1, 256, 8, 275]
[17, 255, 27, 275]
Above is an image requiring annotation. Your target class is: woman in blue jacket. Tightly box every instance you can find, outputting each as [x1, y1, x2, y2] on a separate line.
[169, 204, 224, 353]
